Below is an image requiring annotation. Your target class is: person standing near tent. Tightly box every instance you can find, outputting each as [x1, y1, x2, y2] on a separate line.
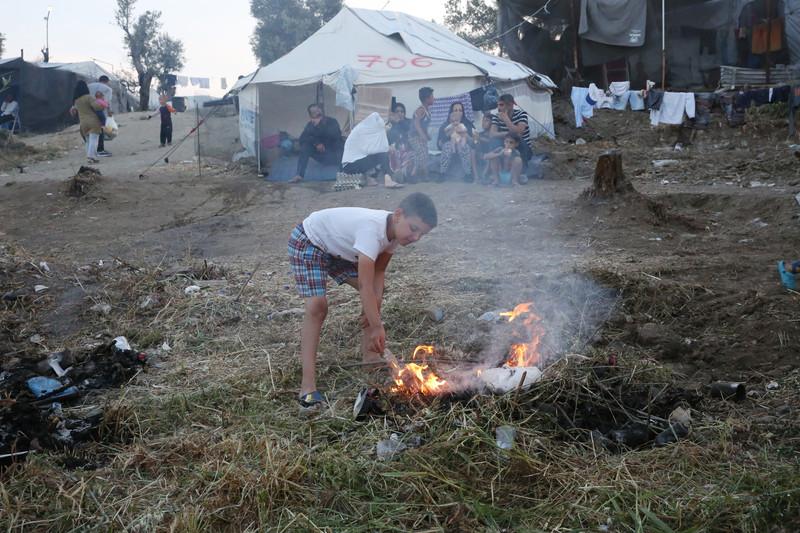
[290, 104, 343, 183]
[72, 80, 104, 164]
[408, 87, 434, 181]
[387, 102, 414, 183]
[88, 75, 113, 157]
[489, 94, 531, 183]
[0, 93, 19, 131]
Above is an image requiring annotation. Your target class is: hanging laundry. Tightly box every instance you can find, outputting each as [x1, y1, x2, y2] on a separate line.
[650, 92, 696, 126]
[612, 92, 631, 110]
[588, 83, 613, 109]
[571, 86, 594, 127]
[609, 81, 630, 96]
[645, 90, 664, 111]
[770, 85, 790, 102]
[629, 91, 645, 110]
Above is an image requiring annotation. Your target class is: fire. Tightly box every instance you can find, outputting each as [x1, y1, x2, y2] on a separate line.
[390, 345, 449, 395]
[501, 302, 544, 367]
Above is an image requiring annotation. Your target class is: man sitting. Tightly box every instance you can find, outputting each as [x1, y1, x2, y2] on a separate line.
[290, 104, 343, 183]
[489, 94, 532, 182]
[0, 93, 19, 131]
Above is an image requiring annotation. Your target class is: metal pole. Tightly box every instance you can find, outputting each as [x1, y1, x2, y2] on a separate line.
[196, 105, 201, 177]
[661, 0, 666, 89]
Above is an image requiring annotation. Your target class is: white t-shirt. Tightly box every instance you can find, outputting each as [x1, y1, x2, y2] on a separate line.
[302, 207, 397, 262]
[1, 100, 19, 117]
[341, 112, 389, 165]
[88, 82, 112, 104]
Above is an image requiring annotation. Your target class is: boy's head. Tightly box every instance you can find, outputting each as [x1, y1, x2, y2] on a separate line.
[481, 113, 492, 130]
[418, 87, 434, 106]
[503, 133, 520, 150]
[159, 94, 168, 105]
[393, 192, 437, 245]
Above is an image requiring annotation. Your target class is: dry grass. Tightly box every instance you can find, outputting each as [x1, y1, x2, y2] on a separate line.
[1, 250, 799, 532]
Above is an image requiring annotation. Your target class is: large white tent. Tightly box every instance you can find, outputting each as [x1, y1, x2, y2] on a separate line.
[232, 7, 556, 172]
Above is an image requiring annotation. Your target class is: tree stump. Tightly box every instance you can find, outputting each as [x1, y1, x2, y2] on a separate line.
[584, 150, 635, 199]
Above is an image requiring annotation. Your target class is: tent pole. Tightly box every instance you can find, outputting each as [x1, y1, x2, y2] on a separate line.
[765, 0, 772, 84]
[196, 105, 201, 177]
[661, 0, 666, 90]
[256, 87, 262, 176]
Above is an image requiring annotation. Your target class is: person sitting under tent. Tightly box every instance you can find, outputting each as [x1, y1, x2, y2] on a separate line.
[408, 87, 434, 182]
[437, 102, 478, 182]
[290, 104, 343, 183]
[340, 112, 403, 189]
[0, 93, 19, 131]
[386, 102, 413, 183]
[489, 94, 531, 182]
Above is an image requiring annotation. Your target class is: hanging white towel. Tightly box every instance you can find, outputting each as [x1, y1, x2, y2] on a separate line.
[650, 92, 696, 126]
[609, 81, 630, 96]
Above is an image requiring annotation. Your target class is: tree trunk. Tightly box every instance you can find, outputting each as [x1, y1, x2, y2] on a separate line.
[138, 74, 153, 112]
[585, 150, 635, 198]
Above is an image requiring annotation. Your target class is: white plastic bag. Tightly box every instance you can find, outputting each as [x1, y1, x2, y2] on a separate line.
[103, 116, 118, 140]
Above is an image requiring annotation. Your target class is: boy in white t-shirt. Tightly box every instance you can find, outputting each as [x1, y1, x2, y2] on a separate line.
[288, 192, 438, 408]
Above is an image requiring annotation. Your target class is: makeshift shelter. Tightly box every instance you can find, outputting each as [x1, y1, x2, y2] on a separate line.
[36, 61, 133, 114]
[231, 7, 556, 175]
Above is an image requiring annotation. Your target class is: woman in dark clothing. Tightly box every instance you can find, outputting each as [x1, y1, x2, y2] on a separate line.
[436, 101, 475, 149]
[437, 102, 478, 182]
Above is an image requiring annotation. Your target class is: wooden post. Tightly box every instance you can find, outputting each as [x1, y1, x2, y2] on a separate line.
[661, 0, 666, 90]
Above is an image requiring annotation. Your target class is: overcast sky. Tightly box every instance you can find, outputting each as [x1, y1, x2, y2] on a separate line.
[4, 0, 447, 81]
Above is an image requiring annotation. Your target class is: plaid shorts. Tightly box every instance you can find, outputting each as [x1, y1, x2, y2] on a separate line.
[288, 224, 358, 297]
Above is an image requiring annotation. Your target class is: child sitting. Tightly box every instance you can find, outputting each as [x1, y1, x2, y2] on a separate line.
[483, 133, 524, 186]
[289, 192, 438, 409]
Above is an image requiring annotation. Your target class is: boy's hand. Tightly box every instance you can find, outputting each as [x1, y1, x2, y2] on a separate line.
[367, 324, 386, 353]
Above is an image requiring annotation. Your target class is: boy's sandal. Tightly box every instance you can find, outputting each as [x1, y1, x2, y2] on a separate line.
[777, 261, 797, 290]
[298, 390, 325, 408]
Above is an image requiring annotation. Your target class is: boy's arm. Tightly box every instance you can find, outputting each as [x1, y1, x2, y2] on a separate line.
[373, 252, 393, 304]
[357, 255, 385, 352]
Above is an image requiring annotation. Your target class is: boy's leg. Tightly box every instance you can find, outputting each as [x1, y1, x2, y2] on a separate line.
[160, 123, 167, 146]
[299, 296, 328, 395]
[166, 124, 173, 144]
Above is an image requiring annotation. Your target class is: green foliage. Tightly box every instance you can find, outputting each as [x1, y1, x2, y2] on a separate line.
[249, 0, 342, 66]
[114, 0, 186, 110]
[444, 0, 498, 50]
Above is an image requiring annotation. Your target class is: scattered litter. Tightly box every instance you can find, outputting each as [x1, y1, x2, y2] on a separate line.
[749, 181, 775, 188]
[26, 377, 80, 401]
[34, 285, 48, 293]
[29, 334, 43, 344]
[575, 138, 586, 145]
[709, 381, 746, 401]
[766, 381, 779, 391]
[113, 336, 132, 351]
[495, 425, 516, 450]
[90, 302, 112, 315]
[268, 308, 304, 320]
[376, 433, 407, 460]
[749, 218, 769, 228]
[654, 422, 690, 446]
[609, 423, 650, 448]
[160, 341, 172, 352]
[795, 192, 800, 207]
[184, 285, 201, 295]
[660, 179, 670, 185]
[139, 295, 154, 309]
[479, 366, 542, 394]
[652, 159, 680, 168]
[39, 261, 50, 272]
[673, 143, 683, 151]
[669, 406, 692, 427]
[426, 307, 445, 322]
[477, 311, 503, 322]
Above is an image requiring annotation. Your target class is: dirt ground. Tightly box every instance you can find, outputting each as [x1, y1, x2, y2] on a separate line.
[1, 100, 799, 530]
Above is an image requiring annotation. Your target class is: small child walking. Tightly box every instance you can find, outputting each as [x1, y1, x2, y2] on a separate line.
[149, 95, 176, 147]
[288, 192, 438, 408]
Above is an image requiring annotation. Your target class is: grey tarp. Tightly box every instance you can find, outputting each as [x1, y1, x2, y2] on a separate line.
[579, 0, 647, 47]
[0, 58, 77, 132]
[787, 0, 800, 65]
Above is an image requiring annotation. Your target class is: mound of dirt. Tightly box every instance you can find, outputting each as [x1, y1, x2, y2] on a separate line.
[64, 166, 101, 198]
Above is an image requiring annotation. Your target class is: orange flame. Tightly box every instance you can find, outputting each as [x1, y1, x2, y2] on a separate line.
[501, 302, 544, 367]
[390, 345, 449, 395]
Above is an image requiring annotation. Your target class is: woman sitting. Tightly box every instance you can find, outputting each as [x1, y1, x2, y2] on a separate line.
[437, 103, 478, 182]
[386, 102, 414, 183]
